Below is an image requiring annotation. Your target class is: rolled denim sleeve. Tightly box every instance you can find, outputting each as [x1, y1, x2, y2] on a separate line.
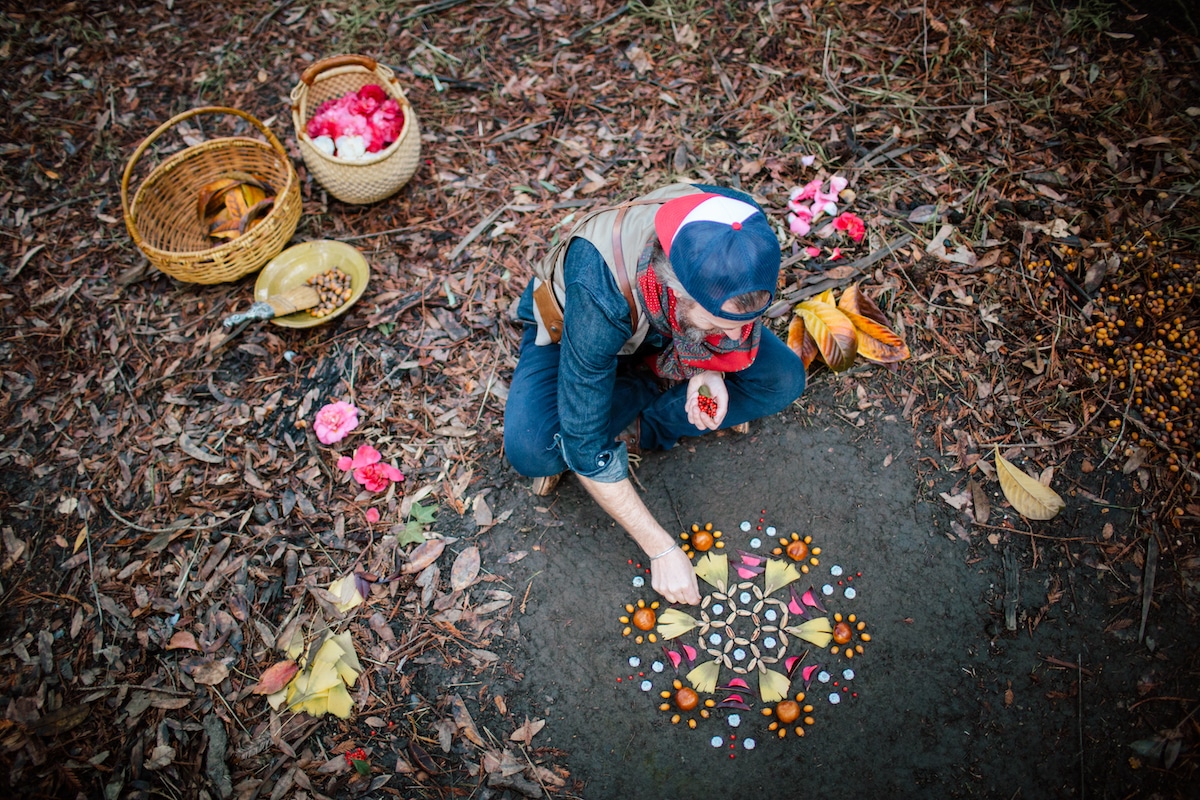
[556, 240, 632, 483]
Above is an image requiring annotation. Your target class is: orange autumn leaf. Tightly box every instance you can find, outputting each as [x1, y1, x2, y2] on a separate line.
[786, 315, 819, 369]
[842, 308, 911, 363]
[252, 659, 299, 694]
[795, 299, 857, 372]
[837, 284, 890, 328]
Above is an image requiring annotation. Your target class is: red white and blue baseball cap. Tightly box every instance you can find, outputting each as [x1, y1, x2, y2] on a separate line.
[654, 189, 780, 321]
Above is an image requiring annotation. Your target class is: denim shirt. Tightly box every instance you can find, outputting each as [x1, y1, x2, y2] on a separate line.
[518, 238, 667, 483]
[515, 184, 762, 483]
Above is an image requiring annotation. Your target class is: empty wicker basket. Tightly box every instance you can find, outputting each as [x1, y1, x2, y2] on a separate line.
[290, 55, 422, 205]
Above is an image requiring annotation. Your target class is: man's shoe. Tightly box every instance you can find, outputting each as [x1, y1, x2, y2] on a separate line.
[731, 421, 750, 435]
[616, 416, 642, 457]
[531, 473, 562, 496]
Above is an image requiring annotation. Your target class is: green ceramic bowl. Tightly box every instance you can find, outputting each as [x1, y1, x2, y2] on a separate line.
[254, 240, 370, 328]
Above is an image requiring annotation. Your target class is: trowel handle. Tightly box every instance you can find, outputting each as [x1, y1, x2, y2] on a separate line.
[264, 284, 321, 316]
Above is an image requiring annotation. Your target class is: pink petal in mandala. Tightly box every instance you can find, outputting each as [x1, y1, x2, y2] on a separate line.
[717, 693, 752, 710]
[801, 663, 823, 689]
[663, 646, 683, 671]
[788, 586, 811, 619]
[717, 677, 752, 693]
[801, 585, 827, 613]
[733, 551, 766, 578]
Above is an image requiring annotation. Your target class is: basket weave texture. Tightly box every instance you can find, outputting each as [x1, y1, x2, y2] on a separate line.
[121, 107, 302, 284]
[290, 55, 422, 205]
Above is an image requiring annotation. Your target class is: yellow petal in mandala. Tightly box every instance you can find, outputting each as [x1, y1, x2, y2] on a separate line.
[693, 552, 728, 592]
[786, 617, 834, 648]
[763, 558, 802, 596]
[686, 659, 721, 694]
[656, 608, 699, 640]
[758, 666, 791, 704]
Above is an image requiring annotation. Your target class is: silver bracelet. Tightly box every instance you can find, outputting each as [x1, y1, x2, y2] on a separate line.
[649, 543, 680, 561]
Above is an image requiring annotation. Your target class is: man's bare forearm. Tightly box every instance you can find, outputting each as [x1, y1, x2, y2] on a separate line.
[576, 475, 674, 556]
[577, 474, 701, 604]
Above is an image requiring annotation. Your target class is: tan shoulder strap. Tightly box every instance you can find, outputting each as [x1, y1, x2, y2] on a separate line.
[610, 205, 640, 335]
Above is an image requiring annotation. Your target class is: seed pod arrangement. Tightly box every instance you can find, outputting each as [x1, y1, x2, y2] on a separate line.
[306, 268, 354, 318]
[697, 384, 718, 418]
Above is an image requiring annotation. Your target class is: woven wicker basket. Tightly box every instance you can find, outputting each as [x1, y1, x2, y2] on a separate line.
[290, 55, 422, 205]
[121, 106, 302, 284]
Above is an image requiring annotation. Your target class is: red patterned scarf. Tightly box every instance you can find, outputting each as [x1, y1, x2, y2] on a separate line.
[635, 256, 760, 381]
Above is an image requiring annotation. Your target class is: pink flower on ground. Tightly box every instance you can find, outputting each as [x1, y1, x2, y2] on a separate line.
[833, 212, 866, 243]
[354, 461, 404, 493]
[365, 507, 381, 524]
[788, 206, 813, 236]
[804, 246, 822, 258]
[314, 401, 359, 445]
[337, 444, 380, 472]
[829, 247, 844, 261]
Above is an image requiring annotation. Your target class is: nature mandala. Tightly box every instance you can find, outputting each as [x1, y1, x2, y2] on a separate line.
[617, 511, 871, 756]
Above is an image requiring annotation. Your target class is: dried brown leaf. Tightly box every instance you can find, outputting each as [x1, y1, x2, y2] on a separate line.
[402, 538, 447, 574]
[995, 448, 1065, 520]
[509, 716, 546, 747]
[450, 546, 481, 591]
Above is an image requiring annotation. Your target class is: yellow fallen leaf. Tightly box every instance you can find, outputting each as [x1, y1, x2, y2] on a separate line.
[686, 659, 721, 694]
[324, 682, 354, 719]
[656, 608, 699, 640]
[763, 558, 802, 596]
[758, 666, 791, 704]
[304, 654, 342, 695]
[692, 551, 728, 591]
[786, 315, 819, 369]
[786, 617, 833, 647]
[796, 299, 857, 372]
[994, 447, 1065, 520]
[328, 575, 364, 613]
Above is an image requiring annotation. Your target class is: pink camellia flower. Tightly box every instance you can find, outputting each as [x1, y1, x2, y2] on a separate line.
[365, 507, 381, 524]
[314, 401, 359, 445]
[354, 460, 404, 493]
[335, 443, 404, 492]
[829, 247, 844, 261]
[833, 212, 866, 243]
[804, 245, 821, 258]
[337, 444, 380, 472]
[788, 207, 813, 236]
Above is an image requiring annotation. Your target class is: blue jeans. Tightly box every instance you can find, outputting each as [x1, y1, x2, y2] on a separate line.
[504, 321, 806, 479]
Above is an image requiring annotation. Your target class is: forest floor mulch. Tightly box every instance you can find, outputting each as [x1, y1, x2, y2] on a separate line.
[1, 1, 1198, 798]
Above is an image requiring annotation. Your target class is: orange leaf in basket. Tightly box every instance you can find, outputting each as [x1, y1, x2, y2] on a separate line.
[239, 197, 276, 234]
[208, 207, 242, 240]
[197, 177, 242, 223]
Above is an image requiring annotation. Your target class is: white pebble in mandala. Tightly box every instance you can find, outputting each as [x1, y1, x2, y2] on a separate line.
[709, 633, 722, 645]
[764, 609, 777, 622]
[712, 604, 724, 614]
[711, 736, 724, 748]
[818, 670, 831, 683]
[632, 576, 645, 587]
[822, 584, 834, 595]
[763, 636, 777, 648]
[766, 526, 776, 536]
[750, 537, 761, 548]
[651, 661, 664, 673]
[727, 714, 741, 728]
[844, 587, 857, 599]
[739, 591, 752, 603]
[733, 648, 746, 661]
[829, 692, 842, 705]
[640, 680, 652, 691]
[740, 521, 752, 531]
[743, 738, 756, 750]
[843, 668, 855, 680]
[629, 656, 641, 667]
[830, 565, 843, 576]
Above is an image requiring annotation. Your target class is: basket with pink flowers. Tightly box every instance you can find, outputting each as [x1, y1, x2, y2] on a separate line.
[290, 55, 422, 204]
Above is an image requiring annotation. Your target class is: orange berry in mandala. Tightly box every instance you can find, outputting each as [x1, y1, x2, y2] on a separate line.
[675, 687, 699, 712]
[785, 539, 809, 561]
[833, 621, 853, 645]
[691, 529, 715, 552]
[632, 607, 657, 631]
[775, 700, 801, 725]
